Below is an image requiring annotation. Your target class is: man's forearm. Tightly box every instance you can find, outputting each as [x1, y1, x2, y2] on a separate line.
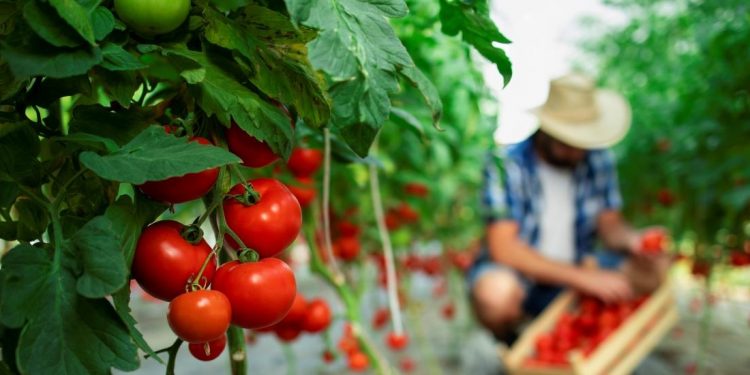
[597, 210, 639, 252]
[486, 222, 582, 287]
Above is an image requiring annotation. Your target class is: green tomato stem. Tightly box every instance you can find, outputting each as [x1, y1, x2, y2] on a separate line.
[164, 338, 183, 375]
[227, 325, 247, 375]
[303, 220, 391, 375]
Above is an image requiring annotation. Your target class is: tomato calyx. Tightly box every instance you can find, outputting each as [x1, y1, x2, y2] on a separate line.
[180, 224, 205, 245]
[229, 183, 261, 206]
[238, 249, 260, 263]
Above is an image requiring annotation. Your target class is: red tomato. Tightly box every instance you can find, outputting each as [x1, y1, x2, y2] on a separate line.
[132, 220, 216, 301]
[226, 122, 279, 168]
[334, 236, 360, 261]
[287, 177, 316, 208]
[212, 259, 297, 329]
[396, 202, 419, 222]
[371, 308, 390, 330]
[287, 147, 323, 178]
[691, 260, 711, 278]
[302, 299, 332, 333]
[641, 229, 667, 254]
[598, 309, 620, 330]
[167, 290, 231, 343]
[450, 252, 473, 273]
[534, 332, 554, 353]
[336, 220, 361, 237]
[274, 325, 302, 342]
[441, 303, 455, 320]
[223, 178, 302, 258]
[279, 293, 308, 326]
[322, 350, 335, 363]
[189, 335, 227, 361]
[730, 252, 750, 267]
[421, 256, 442, 276]
[385, 211, 401, 231]
[138, 137, 219, 203]
[347, 351, 369, 372]
[579, 296, 602, 315]
[337, 336, 359, 355]
[657, 189, 676, 207]
[400, 357, 416, 373]
[403, 182, 429, 198]
[386, 332, 409, 351]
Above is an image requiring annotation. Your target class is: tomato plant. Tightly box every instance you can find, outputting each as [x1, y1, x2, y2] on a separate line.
[0, 0, 513, 372]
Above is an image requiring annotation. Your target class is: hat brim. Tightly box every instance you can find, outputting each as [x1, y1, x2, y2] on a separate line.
[529, 90, 631, 149]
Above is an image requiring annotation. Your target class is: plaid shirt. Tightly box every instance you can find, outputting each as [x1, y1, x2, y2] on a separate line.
[479, 137, 623, 264]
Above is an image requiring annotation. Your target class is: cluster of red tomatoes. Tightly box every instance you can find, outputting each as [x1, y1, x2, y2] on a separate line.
[130, 121, 326, 361]
[525, 294, 649, 367]
[255, 293, 332, 342]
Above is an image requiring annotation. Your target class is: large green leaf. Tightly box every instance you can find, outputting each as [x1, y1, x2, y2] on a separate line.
[439, 0, 513, 86]
[100, 43, 147, 71]
[1, 39, 102, 79]
[71, 216, 127, 298]
[68, 104, 154, 146]
[80, 125, 241, 184]
[107, 196, 166, 363]
[204, 6, 330, 128]
[22, 1, 84, 48]
[0, 244, 139, 374]
[91, 68, 139, 107]
[48, 0, 97, 46]
[0, 121, 43, 185]
[163, 48, 295, 160]
[285, 0, 442, 156]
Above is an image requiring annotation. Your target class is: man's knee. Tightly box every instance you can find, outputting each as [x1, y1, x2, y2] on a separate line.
[471, 270, 525, 330]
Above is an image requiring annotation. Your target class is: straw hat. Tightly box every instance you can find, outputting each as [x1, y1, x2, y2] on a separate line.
[529, 73, 631, 149]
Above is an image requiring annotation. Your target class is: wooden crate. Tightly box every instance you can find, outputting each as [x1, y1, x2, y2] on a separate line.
[500, 279, 679, 375]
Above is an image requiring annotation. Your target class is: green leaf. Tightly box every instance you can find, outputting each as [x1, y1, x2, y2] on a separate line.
[100, 43, 147, 71]
[210, 0, 252, 12]
[0, 244, 140, 374]
[203, 6, 330, 128]
[399, 65, 443, 126]
[71, 216, 127, 298]
[163, 48, 295, 159]
[23, 1, 84, 48]
[112, 285, 164, 365]
[104, 195, 165, 268]
[0, 181, 19, 208]
[14, 198, 49, 242]
[92, 68, 139, 107]
[0, 2, 19, 36]
[80, 125, 241, 184]
[439, 0, 513, 86]
[91, 6, 115, 41]
[54, 132, 120, 154]
[1, 40, 102, 79]
[48, 0, 96, 46]
[389, 107, 425, 139]
[285, 0, 441, 156]
[68, 104, 153, 146]
[0, 58, 24, 102]
[0, 121, 43, 185]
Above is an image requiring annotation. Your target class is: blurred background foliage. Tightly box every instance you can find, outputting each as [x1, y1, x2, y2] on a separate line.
[580, 0, 750, 266]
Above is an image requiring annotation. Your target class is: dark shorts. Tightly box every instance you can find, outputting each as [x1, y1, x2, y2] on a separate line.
[466, 251, 626, 316]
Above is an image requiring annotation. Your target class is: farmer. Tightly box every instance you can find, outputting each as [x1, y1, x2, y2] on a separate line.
[468, 73, 669, 342]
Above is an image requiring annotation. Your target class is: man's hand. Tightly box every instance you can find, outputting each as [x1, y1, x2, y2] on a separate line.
[571, 269, 634, 303]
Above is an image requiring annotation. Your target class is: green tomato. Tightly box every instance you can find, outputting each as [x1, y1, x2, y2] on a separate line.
[114, 0, 191, 36]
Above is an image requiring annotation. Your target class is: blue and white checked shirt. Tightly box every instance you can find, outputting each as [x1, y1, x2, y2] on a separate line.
[478, 137, 623, 264]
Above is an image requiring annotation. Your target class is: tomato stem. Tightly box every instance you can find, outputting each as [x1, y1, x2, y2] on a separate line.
[227, 325, 247, 375]
[369, 161, 405, 336]
[164, 338, 183, 375]
[194, 195, 222, 228]
[238, 249, 260, 263]
[228, 164, 260, 205]
[303, 220, 391, 375]
[321, 127, 344, 281]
